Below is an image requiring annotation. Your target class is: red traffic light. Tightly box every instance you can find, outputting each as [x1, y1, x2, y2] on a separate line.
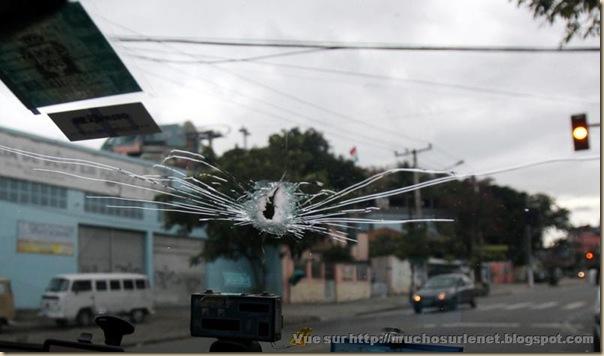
[585, 251, 595, 260]
[571, 114, 589, 151]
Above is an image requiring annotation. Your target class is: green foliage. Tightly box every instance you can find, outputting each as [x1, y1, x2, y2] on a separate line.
[429, 177, 570, 265]
[397, 224, 430, 264]
[163, 128, 365, 290]
[369, 231, 401, 258]
[516, 0, 600, 43]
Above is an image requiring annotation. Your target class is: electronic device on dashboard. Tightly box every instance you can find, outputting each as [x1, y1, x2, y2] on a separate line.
[190, 290, 282, 343]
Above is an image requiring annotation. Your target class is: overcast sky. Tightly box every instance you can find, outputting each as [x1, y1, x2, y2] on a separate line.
[0, 0, 600, 241]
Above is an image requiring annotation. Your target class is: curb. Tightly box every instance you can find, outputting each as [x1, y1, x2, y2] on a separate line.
[354, 304, 410, 317]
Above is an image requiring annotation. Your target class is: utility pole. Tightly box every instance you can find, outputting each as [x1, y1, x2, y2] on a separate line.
[394, 143, 432, 219]
[524, 203, 535, 288]
[472, 176, 484, 284]
[525, 223, 534, 287]
[187, 130, 224, 150]
[239, 126, 250, 149]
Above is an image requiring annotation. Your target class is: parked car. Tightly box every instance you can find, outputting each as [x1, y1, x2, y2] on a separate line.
[39, 273, 154, 326]
[411, 273, 476, 313]
[0, 277, 16, 333]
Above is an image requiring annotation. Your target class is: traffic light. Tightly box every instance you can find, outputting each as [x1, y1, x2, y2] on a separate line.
[585, 251, 595, 261]
[571, 114, 589, 151]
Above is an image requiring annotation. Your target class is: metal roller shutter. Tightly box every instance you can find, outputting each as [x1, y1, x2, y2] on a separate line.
[78, 225, 145, 274]
[153, 234, 205, 305]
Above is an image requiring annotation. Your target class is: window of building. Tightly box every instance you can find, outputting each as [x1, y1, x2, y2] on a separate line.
[84, 194, 143, 219]
[72, 280, 92, 292]
[95, 281, 108, 291]
[356, 264, 368, 281]
[135, 279, 147, 289]
[0, 176, 67, 209]
[123, 280, 134, 290]
[110, 280, 121, 290]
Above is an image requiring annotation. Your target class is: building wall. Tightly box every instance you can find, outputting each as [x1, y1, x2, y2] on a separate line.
[336, 281, 371, 302]
[388, 257, 412, 294]
[370, 255, 412, 296]
[489, 261, 514, 284]
[351, 232, 369, 261]
[574, 232, 601, 254]
[334, 263, 371, 302]
[290, 279, 326, 303]
[0, 127, 206, 309]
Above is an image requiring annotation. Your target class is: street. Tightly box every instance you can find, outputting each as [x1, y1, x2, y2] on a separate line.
[127, 280, 597, 352]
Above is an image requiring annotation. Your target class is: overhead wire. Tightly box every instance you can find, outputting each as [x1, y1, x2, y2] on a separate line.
[90, 13, 414, 155]
[111, 35, 600, 52]
[96, 14, 533, 167]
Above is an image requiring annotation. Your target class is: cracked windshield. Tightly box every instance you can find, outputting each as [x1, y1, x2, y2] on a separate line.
[0, 0, 600, 353]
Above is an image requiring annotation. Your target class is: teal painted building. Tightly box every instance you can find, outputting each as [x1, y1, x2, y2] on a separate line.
[0, 126, 282, 309]
[0, 126, 207, 309]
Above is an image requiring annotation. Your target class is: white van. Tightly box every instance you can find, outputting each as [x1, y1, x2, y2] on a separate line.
[40, 273, 154, 326]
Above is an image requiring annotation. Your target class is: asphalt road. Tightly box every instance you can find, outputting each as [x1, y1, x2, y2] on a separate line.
[128, 281, 598, 353]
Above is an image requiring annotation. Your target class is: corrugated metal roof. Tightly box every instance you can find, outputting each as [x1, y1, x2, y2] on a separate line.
[0, 125, 157, 168]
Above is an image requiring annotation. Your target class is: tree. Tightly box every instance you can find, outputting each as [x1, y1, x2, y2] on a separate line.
[431, 177, 571, 267]
[322, 245, 354, 263]
[515, 0, 601, 43]
[369, 229, 402, 258]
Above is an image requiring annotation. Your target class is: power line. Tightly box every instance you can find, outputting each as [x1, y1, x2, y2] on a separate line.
[248, 61, 599, 106]
[111, 35, 600, 52]
[94, 14, 407, 152]
[119, 49, 598, 106]
[98, 14, 467, 164]
[122, 51, 432, 147]
[118, 47, 331, 64]
[137, 66, 399, 154]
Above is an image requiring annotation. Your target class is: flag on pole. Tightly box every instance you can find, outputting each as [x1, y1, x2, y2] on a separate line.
[349, 146, 359, 162]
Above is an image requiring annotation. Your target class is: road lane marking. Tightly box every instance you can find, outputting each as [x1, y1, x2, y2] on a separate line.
[477, 303, 506, 311]
[562, 301, 585, 310]
[530, 301, 558, 310]
[441, 322, 520, 328]
[504, 302, 531, 310]
[531, 322, 582, 333]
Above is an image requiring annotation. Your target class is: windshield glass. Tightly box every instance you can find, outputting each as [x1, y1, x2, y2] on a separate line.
[424, 276, 458, 289]
[0, 0, 600, 353]
[46, 278, 69, 292]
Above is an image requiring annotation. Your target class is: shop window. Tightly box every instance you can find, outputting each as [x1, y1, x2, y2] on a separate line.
[84, 193, 143, 219]
[0, 177, 66, 208]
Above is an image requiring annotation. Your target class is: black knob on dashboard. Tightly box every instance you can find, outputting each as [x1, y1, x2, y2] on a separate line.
[94, 315, 134, 346]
